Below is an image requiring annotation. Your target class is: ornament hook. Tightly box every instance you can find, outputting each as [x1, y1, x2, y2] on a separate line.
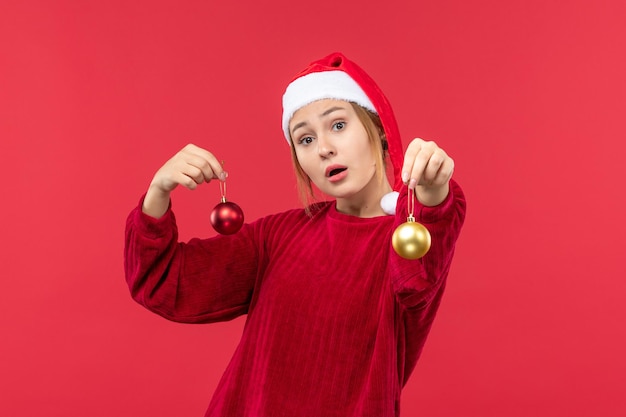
[407, 187, 415, 222]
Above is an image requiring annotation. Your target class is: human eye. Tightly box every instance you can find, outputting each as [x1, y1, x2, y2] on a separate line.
[298, 136, 315, 146]
[332, 121, 346, 131]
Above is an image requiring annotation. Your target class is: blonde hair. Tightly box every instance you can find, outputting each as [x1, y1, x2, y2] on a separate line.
[289, 102, 389, 212]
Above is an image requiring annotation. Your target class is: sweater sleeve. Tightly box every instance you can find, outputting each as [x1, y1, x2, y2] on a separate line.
[390, 180, 466, 385]
[389, 179, 466, 309]
[124, 196, 260, 323]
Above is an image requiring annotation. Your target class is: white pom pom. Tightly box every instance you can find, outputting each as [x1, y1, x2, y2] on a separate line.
[380, 191, 399, 215]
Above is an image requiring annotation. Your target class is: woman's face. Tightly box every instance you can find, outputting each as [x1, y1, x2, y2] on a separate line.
[289, 99, 383, 206]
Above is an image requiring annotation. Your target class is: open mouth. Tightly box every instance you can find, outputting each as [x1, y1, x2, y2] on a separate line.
[327, 167, 347, 177]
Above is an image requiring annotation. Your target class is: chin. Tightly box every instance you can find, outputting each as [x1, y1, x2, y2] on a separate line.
[322, 187, 358, 200]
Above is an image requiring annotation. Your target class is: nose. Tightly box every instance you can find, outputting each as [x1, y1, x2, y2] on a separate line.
[317, 133, 335, 158]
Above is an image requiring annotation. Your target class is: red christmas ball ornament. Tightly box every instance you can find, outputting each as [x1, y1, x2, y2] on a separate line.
[210, 174, 244, 235]
[210, 199, 244, 235]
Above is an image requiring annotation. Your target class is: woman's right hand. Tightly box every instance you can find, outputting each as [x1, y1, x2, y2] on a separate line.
[142, 144, 226, 219]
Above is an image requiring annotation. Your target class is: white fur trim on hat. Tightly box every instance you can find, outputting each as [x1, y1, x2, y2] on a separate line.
[380, 191, 399, 215]
[282, 71, 376, 143]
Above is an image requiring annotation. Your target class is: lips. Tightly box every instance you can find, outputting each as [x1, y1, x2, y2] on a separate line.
[325, 165, 348, 178]
[325, 164, 348, 183]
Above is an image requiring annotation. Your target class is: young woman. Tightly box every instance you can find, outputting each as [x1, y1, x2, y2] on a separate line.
[125, 52, 466, 416]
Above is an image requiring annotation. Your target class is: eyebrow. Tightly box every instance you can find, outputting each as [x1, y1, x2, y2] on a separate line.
[290, 106, 347, 136]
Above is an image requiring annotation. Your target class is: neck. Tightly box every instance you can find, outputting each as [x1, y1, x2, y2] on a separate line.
[335, 179, 393, 218]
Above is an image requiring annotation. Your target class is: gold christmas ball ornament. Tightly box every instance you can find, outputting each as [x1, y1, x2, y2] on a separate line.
[392, 218, 431, 259]
[392, 187, 431, 260]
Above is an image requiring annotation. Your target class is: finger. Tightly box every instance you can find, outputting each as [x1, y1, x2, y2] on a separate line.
[421, 150, 448, 185]
[435, 156, 454, 185]
[409, 147, 434, 189]
[176, 171, 201, 190]
[182, 163, 206, 185]
[182, 144, 227, 182]
[182, 153, 218, 183]
[401, 138, 425, 183]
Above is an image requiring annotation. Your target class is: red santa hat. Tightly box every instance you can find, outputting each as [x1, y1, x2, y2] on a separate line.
[282, 52, 405, 200]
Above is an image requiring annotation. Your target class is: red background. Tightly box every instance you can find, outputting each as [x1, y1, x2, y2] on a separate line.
[1, 0, 625, 416]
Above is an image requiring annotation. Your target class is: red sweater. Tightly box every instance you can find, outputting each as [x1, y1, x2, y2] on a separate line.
[124, 181, 466, 416]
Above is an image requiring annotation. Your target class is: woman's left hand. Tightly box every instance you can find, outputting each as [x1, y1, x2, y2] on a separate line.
[401, 138, 454, 207]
